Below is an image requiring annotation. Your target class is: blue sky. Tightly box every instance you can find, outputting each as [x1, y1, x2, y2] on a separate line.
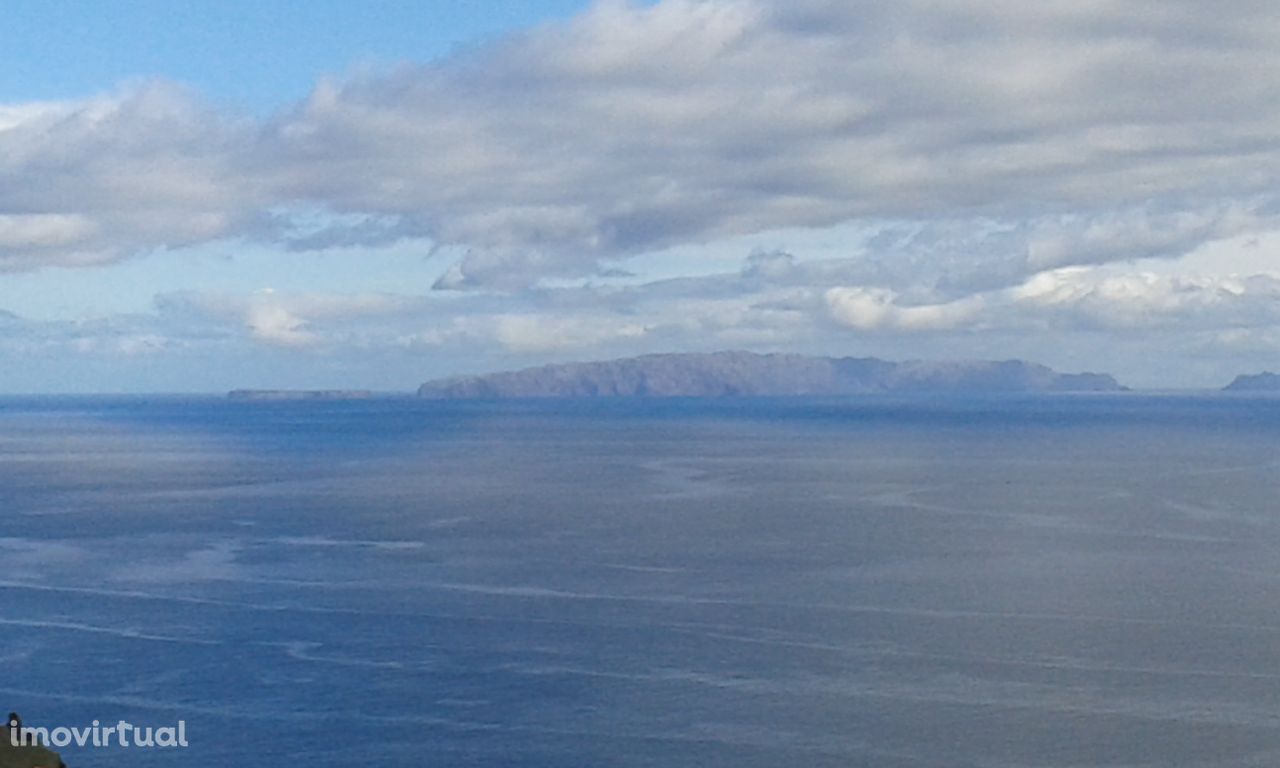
[0, 0, 590, 110]
[2, 1, 1279, 392]
[0, 1, 585, 321]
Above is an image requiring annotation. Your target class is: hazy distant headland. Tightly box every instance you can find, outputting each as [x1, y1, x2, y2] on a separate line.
[228, 389, 374, 401]
[1223, 372, 1280, 392]
[416, 351, 1124, 399]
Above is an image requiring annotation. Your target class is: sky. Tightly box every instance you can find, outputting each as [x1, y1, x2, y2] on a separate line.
[2, 0, 1279, 392]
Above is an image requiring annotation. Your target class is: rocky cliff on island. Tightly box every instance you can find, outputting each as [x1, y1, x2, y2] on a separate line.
[1223, 372, 1280, 392]
[417, 351, 1124, 399]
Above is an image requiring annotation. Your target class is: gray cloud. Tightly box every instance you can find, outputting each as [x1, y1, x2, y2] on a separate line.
[121, 253, 1280, 357]
[5, 238, 1280, 390]
[6, 0, 1280, 389]
[0, 83, 260, 270]
[262, 0, 1280, 287]
[4, 1, 1280, 288]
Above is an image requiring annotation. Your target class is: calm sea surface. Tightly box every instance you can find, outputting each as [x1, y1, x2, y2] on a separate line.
[2, 394, 1280, 766]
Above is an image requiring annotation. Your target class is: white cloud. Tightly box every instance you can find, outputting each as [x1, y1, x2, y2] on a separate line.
[0, 214, 97, 249]
[1012, 266, 1280, 330]
[826, 287, 984, 331]
[159, 289, 417, 348]
[0, 83, 258, 271]
[492, 313, 649, 353]
[264, 0, 1280, 287]
[245, 301, 314, 346]
[6, 1, 1280, 387]
[4, 239, 1280, 388]
[4, 1, 1280, 289]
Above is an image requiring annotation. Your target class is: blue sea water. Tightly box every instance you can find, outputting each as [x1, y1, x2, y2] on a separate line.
[2, 394, 1280, 766]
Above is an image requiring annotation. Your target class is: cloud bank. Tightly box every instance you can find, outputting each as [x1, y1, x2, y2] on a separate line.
[5, 1, 1280, 278]
[3, 0, 1280, 387]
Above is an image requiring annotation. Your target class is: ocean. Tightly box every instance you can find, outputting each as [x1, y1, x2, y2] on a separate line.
[2, 394, 1280, 766]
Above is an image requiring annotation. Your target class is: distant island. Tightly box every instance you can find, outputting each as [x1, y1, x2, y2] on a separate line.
[417, 351, 1124, 399]
[1223, 372, 1280, 392]
[228, 389, 373, 401]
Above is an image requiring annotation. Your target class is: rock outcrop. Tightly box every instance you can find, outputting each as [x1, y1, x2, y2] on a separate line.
[418, 351, 1124, 399]
[1, 713, 65, 768]
[1223, 372, 1280, 392]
